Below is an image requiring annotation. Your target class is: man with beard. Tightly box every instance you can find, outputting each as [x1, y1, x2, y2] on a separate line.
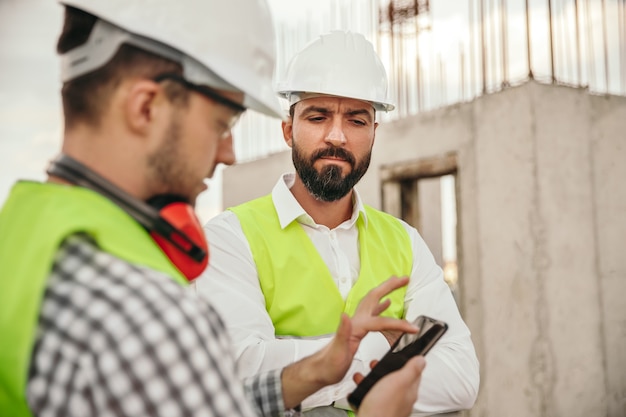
[194, 31, 480, 416]
[0, 5, 428, 417]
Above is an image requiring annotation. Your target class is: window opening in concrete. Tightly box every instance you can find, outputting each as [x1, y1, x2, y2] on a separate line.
[381, 154, 460, 303]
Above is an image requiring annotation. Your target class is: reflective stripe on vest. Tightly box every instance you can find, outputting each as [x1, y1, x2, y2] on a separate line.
[0, 181, 187, 416]
[230, 194, 412, 337]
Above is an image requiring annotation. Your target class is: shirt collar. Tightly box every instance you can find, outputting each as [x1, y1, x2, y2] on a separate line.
[271, 173, 368, 229]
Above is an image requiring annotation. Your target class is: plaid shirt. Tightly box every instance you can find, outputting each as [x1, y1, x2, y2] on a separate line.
[26, 234, 286, 417]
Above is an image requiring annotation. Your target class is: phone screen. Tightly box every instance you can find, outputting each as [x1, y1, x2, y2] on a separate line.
[347, 315, 448, 411]
[392, 315, 447, 353]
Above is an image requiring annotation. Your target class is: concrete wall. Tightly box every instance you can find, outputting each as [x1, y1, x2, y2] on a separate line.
[223, 148, 291, 208]
[221, 82, 626, 417]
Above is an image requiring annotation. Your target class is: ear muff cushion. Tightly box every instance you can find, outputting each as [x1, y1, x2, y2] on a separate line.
[151, 202, 209, 280]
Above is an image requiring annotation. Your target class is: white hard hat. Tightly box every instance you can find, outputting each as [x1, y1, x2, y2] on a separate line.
[57, 0, 283, 119]
[276, 30, 395, 112]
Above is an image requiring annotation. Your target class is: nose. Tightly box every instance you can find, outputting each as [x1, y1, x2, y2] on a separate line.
[325, 120, 346, 147]
[216, 134, 236, 167]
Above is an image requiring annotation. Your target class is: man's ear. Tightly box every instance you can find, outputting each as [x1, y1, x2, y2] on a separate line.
[372, 121, 378, 146]
[282, 118, 294, 148]
[123, 79, 163, 136]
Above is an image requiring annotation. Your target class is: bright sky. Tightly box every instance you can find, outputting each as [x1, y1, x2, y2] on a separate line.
[0, 0, 64, 213]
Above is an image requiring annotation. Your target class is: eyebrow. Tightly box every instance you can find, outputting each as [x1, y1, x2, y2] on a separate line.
[346, 108, 374, 123]
[299, 106, 374, 123]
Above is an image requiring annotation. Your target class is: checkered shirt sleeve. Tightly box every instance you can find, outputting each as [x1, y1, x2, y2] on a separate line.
[243, 369, 285, 417]
[27, 234, 284, 417]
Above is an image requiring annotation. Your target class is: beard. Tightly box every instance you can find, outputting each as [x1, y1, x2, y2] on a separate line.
[292, 139, 371, 202]
[146, 115, 194, 206]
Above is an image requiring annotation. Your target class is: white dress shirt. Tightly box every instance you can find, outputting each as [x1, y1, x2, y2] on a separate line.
[193, 173, 479, 414]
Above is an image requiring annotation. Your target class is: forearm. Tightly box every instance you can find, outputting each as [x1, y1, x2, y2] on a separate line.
[404, 225, 480, 412]
[280, 353, 329, 410]
[414, 339, 480, 412]
[300, 361, 361, 410]
[237, 336, 330, 377]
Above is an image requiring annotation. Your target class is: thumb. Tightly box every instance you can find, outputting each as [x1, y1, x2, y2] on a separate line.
[401, 356, 426, 384]
[407, 356, 426, 373]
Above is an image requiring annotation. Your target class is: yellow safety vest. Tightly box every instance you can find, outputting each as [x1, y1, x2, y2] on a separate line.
[0, 181, 187, 416]
[230, 195, 412, 337]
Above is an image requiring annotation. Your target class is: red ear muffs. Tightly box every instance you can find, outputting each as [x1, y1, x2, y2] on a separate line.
[150, 202, 209, 281]
[46, 155, 210, 282]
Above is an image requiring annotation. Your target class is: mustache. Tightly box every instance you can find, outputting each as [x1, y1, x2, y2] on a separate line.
[311, 147, 356, 166]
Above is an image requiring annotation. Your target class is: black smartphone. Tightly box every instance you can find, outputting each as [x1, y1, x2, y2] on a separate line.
[347, 315, 448, 411]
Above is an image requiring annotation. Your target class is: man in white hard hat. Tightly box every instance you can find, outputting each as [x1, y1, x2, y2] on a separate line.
[0, 4, 428, 417]
[195, 30, 481, 416]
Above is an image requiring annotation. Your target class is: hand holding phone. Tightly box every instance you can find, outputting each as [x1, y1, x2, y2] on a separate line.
[347, 315, 448, 411]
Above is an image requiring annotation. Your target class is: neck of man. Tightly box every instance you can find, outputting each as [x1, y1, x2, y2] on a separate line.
[290, 177, 354, 229]
[59, 125, 150, 201]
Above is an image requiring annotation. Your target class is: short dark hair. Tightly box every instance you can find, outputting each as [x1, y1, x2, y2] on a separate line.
[57, 6, 188, 129]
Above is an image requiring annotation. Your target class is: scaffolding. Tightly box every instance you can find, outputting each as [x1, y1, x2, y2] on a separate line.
[234, 0, 626, 162]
